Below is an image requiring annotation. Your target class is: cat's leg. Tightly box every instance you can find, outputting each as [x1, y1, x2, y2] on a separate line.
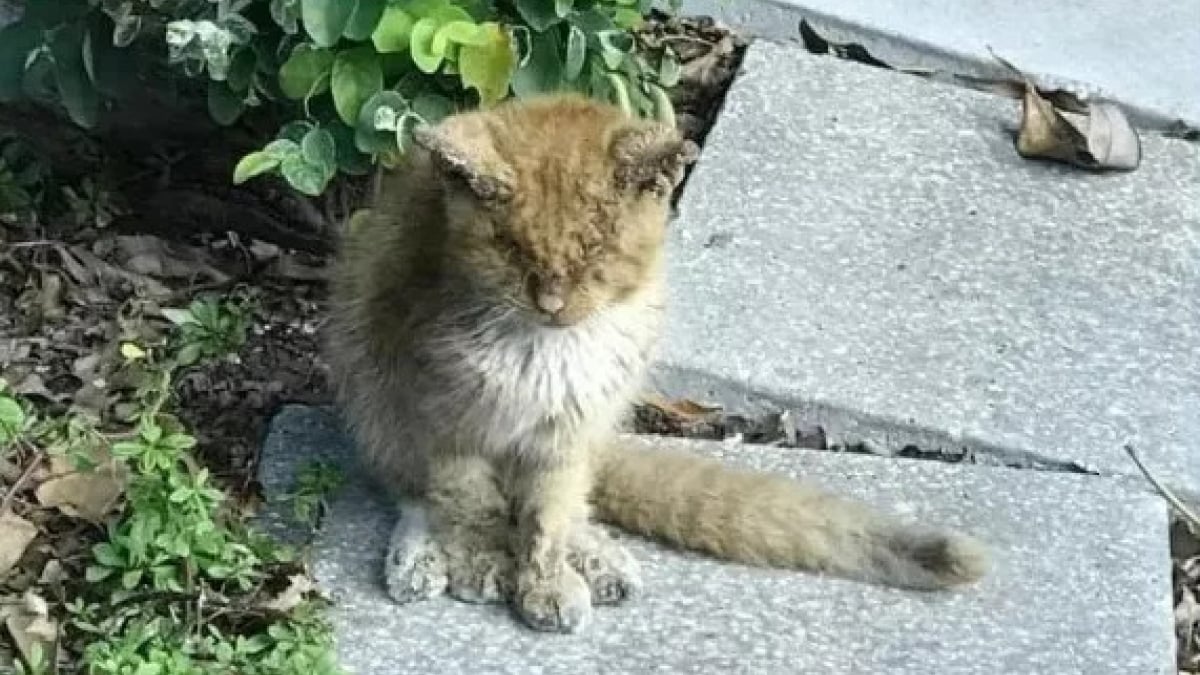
[384, 497, 448, 604]
[566, 523, 641, 605]
[507, 456, 594, 633]
[426, 453, 516, 604]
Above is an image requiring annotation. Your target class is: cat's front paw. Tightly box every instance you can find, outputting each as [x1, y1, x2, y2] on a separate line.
[514, 563, 592, 633]
[384, 501, 448, 604]
[567, 524, 641, 605]
[442, 531, 515, 604]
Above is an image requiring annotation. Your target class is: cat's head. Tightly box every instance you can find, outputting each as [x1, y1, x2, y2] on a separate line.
[412, 94, 697, 327]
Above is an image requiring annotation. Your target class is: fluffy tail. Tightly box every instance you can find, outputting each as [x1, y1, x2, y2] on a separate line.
[591, 441, 987, 590]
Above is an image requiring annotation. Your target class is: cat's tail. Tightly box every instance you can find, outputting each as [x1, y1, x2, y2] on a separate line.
[590, 440, 987, 590]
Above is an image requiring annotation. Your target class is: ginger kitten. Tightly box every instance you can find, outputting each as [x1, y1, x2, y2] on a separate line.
[325, 93, 986, 633]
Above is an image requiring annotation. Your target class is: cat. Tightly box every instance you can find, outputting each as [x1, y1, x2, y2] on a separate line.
[324, 93, 987, 634]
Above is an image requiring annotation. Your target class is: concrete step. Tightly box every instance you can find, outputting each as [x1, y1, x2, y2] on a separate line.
[258, 405, 1173, 674]
[652, 40, 1200, 494]
[680, 0, 1200, 128]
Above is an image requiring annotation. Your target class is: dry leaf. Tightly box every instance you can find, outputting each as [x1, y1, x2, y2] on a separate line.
[5, 591, 57, 672]
[37, 560, 65, 586]
[0, 512, 37, 578]
[35, 454, 128, 523]
[991, 51, 1141, 171]
[799, 19, 893, 70]
[258, 573, 319, 614]
[9, 373, 55, 401]
[640, 394, 722, 421]
[115, 235, 229, 282]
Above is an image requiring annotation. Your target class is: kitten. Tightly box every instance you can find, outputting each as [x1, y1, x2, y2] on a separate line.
[325, 93, 986, 633]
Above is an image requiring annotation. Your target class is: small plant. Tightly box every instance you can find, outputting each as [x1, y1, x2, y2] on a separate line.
[161, 294, 254, 366]
[285, 459, 343, 529]
[0, 0, 682, 198]
[1, 292, 342, 673]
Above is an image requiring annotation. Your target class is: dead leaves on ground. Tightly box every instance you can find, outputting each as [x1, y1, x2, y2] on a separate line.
[0, 512, 37, 578]
[979, 51, 1141, 171]
[4, 591, 58, 673]
[34, 451, 128, 523]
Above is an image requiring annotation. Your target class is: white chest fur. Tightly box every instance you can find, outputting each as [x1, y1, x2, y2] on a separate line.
[427, 294, 661, 458]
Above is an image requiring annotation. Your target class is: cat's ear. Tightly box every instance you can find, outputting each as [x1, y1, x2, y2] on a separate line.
[610, 123, 699, 196]
[412, 124, 513, 203]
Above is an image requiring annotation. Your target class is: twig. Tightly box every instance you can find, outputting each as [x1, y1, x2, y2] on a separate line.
[8, 240, 61, 249]
[1125, 444, 1200, 529]
[659, 34, 716, 47]
[0, 447, 44, 514]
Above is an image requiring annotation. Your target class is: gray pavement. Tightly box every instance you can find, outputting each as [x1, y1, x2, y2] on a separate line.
[259, 405, 1174, 675]
[652, 41, 1200, 494]
[680, 0, 1200, 127]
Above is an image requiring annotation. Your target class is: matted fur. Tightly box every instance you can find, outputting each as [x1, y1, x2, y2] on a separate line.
[325, 93, 986, 633]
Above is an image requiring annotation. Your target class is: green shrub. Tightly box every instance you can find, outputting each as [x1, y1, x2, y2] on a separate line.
[0, 0, 680, 197]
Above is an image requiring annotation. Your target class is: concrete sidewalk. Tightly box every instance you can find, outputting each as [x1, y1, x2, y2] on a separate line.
[259, 405, 1173, 674]
[681, 0, 1200, 127]
[653, 41, 1200, 495]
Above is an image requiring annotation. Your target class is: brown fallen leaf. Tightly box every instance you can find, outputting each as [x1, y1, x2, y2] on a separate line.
[34, 452, 128, 523]
[5, 591, 57, 673]
[114, 235, 230, 283]
[989, 50, 1141, 171]
[640, 394, 722, 421]
[0, 512, 38, 578]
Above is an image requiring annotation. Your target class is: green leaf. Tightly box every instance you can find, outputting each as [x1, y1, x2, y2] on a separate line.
[301, 127, 337, 170]
[412, 93, 455, 124]
[329, 123, 373, 174]
[596, 30, 633, 70]
[49, 23, 100, 128]
[85, 565, 114, 583]
[278, 44, 334, 99]
[232, 152, 279, 184]
[568, 7, 615, 35]
[343, 0, 386, 40]
[84, 12, 138, 98]
[281, 154, 330, 196]
[162, 433, 197, 450]
[332, 45, 383, 124]
[511, 28, 562, 98]
[564, 25, 586, 81]
[409, 0, 473, 24]
[612, 8, 643, 29]
[301, 0, 355, 47]
[0, 397, 24, 429]
[458, 22, 515, 106]
[121, 569, 143, 589]
[606, 72, 631, 115]
[93, 543, 123, 567]
[647, 83, 674, 125]
[658, 46, 681, 88]
[276, 124, 311, 145]
[0, 24, 40, 102]
[555, 0, 573, 16]
[226, 47, 257, 92]
[515, 0, 562, 31]
[207, 80, 244, 125]
[408, 18, 443, 74]
[354, 90, 408, 153]
[432, 21, 489, 57]
[370, 6, 414, 53]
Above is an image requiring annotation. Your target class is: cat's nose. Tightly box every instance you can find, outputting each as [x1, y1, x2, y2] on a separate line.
[534, 276, 566, 315]
[536, 292, 564, 314]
